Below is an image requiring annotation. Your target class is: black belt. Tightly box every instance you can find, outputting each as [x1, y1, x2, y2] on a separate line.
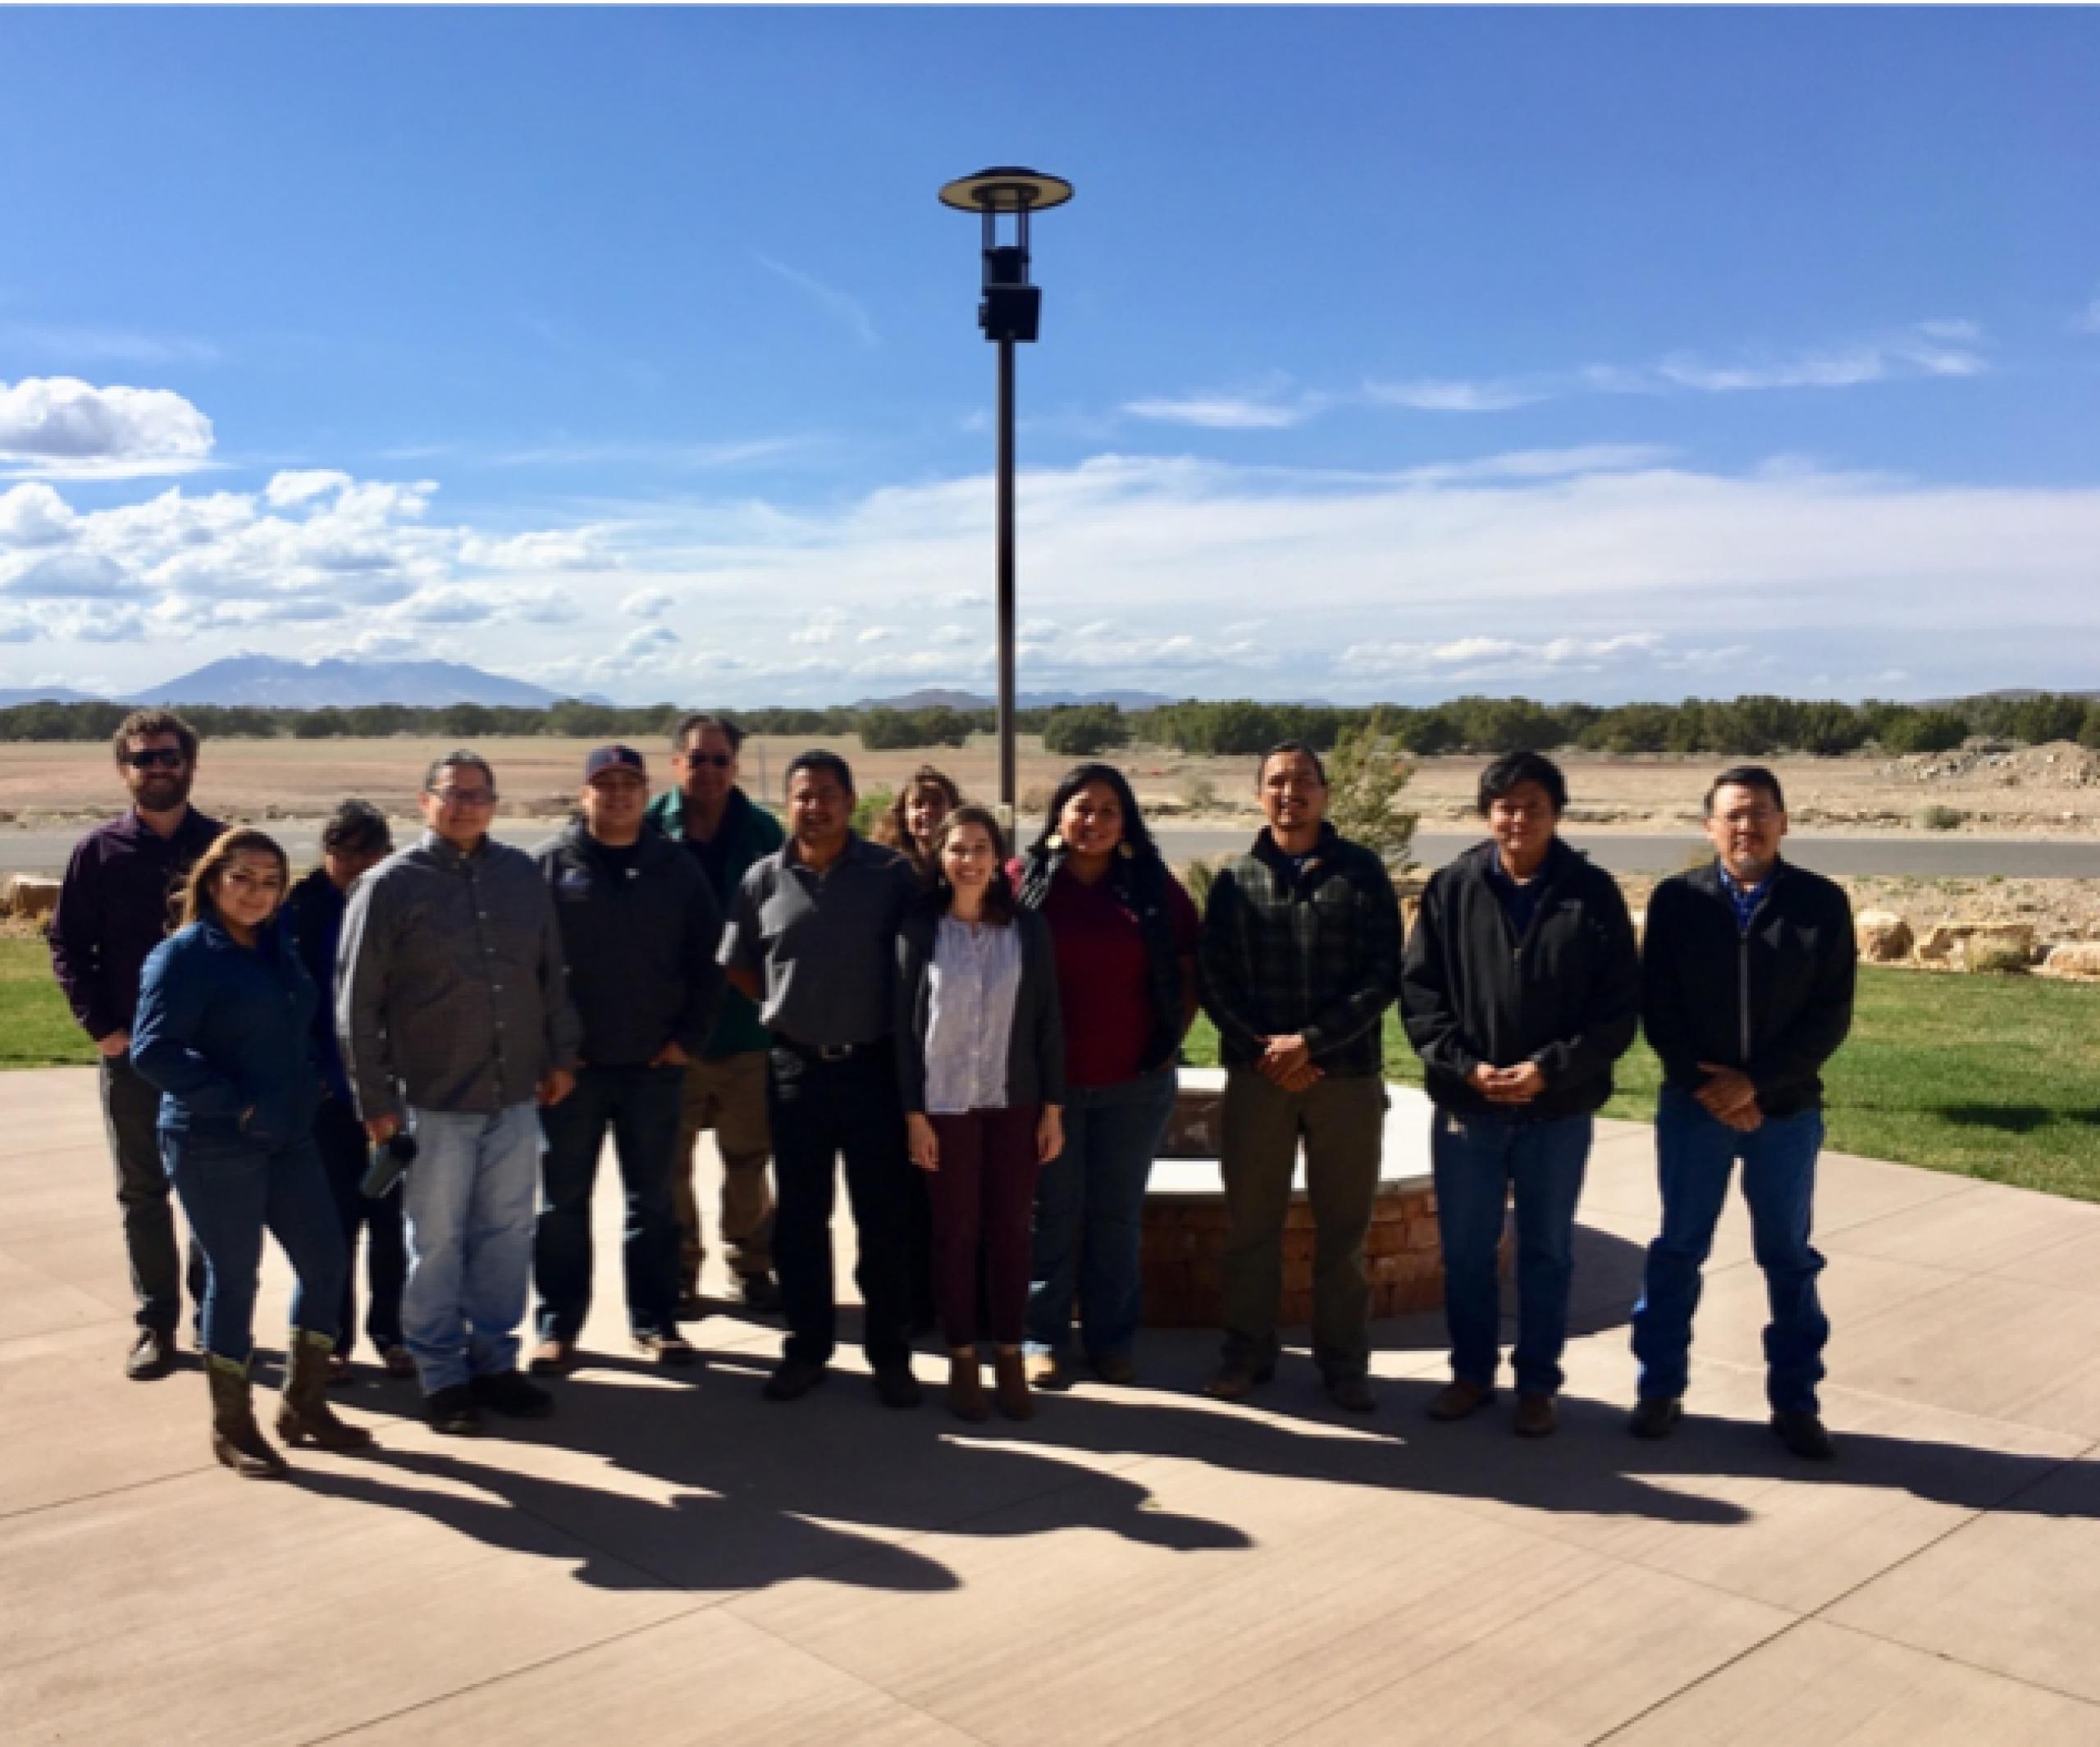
[770, 1034, 892, 1064]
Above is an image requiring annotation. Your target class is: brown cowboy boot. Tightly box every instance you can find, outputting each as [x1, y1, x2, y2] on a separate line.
[207, 1354, 287, 1479]
[276, 1329, 374, 1451]
[993, 1349, 1035, 1422]
[947, 1348, 992, 1422]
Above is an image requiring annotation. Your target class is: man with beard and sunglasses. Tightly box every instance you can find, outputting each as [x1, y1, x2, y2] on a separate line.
[50, 709, 223, 1380]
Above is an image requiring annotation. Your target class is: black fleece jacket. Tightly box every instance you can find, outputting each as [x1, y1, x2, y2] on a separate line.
[535, 822, 724, 1069]
[1400, 837, 1641, 1120]
[1641, 860, 1856, 1117]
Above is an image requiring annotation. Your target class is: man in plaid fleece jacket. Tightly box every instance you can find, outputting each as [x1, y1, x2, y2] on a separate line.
[1198, 741, 1404, 1412]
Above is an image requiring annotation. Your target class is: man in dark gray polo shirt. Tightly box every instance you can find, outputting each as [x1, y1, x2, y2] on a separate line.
[338, 750, 581, 1435]
[721, 749, 923, 1407]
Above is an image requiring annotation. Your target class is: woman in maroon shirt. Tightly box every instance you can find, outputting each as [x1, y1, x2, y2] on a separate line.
[1014, 764, 1198, 1386]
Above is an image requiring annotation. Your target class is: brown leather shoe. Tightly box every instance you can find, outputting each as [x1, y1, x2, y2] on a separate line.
[277, 1330, 375, 1452]
[947, 1350, 990, 1422]
[1427, 1378, 1498, 1421]
[1203, 1359, 1276, 1403]
[1513, 1392, 1558, 1438]
[993, 1349, 1034, 1421]
[528, 1337, 580, 1378]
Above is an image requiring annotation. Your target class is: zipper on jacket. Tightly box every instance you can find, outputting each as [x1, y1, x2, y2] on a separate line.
[1737, 933, 1751, 1062]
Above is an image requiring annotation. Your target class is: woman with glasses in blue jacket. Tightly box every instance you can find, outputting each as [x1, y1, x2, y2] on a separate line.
[131, 827, 372, 1478]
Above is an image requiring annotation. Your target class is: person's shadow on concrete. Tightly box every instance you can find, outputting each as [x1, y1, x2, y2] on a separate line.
[297, 1345, 1252, 1597]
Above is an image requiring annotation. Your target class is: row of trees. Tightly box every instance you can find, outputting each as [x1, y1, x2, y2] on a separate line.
[3, 691, 2097, 758]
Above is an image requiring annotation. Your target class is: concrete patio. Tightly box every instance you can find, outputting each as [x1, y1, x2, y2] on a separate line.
[6, 1061, 2100, 1745]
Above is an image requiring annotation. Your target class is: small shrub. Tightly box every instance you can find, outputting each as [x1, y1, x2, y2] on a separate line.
[1326, 713, 1419, 869]
[1964, 940, 2029, 975]
[1182, 857, 1217, 913]
[1182, 776, 1219, 812]
[852, 784, 895, 837]
[1915, 804, 1965, 832]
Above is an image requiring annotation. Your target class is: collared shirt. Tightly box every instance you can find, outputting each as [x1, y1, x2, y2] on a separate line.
[49, 805, 226, 1041]
[337, 830, 579, 1120]
[720, 833, 919, 1047]
[1197, 823, 1403, 1079]
[1484, 846, 1546, 941]
[1716, 861, 1776, 935]
[922, 915, 1025, 1114]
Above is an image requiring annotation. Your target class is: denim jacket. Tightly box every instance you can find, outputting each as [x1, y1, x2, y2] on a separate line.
[131, 913, 325, 1146]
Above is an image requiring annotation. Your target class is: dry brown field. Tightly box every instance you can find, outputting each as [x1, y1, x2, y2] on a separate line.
[3, 733, 2098, 836]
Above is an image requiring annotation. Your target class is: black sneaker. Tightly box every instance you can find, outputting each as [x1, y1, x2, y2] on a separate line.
[738, 1272, 783, 1315]
[426, 1384, 483, 1436]
[126, 1327, 176, 1382]
[470, 1369, 555, 1419]
[1628, 1397, 1683, 1441]
[1771, 1410, 1836, 1461]
[762, 1357, 827, 1402]
[873, 1362, 924, 1411]
[673, 1291, 707, 1322]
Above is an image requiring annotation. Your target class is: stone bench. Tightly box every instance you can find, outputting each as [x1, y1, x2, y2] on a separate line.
[1141, 1066, 1445, 1329]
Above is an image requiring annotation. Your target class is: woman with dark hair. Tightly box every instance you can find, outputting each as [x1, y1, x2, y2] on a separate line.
[282, 800, 411, 1381]
[1014, 764, 1199, 1387]
[897, 805, 1065, 1421]
[873, 764, 962, 878]
[131, 828, 372, 1477]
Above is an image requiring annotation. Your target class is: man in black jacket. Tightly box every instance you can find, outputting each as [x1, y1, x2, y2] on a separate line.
[1630, 765, 1856, 1459]
[1401, 752, 1640, 1438]
[530, 746, 724, 1372]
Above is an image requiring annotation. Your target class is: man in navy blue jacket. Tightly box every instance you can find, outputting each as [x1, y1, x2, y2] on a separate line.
[1631, 765, 1857, 1460]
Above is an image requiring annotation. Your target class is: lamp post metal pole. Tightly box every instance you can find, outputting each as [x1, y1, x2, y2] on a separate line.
[996, 333, 1017, 813]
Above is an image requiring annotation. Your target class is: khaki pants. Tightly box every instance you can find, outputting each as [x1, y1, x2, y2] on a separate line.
[1218, 1070, 1386, 1380]
[673, 1052, 775, 1288]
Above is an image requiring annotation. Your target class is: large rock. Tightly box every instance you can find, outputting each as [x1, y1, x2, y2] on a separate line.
[1955, 925, 2036, 974]
[2041, 942, 2100, 981]
[0, 874, 58, 921]
[1915, 923, 1968, 962]
[1855, 910, 1914, 963]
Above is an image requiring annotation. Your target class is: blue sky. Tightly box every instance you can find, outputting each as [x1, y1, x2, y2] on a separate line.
[2, 7, 2097, 704]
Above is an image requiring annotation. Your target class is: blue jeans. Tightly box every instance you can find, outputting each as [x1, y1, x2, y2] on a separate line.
[536, 1064, 684, 1342]
[1431, 1107, 1592, 1397]
[1632, 1086, 1830, 1416]
[163, 1129, 345, 1365]
[399, 1103, 541, 1394]
[1025, 1065, 1177, 1363]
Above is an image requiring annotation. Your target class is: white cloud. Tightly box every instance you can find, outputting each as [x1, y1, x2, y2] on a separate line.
[621, 587, 674, 618]
[755, 254, 879, 349]
[0, 482, 77, 547]
[1363, 378, 1543, 413]
[0, 322, 220, 367]
[264, 470, 352, 508]
[0, 376, 214, 476]
[1123, 387, 1324, 430]
[2078, 294, 2100, 335]
[460, 527, 608, 572]
[856, 626, 894, 643]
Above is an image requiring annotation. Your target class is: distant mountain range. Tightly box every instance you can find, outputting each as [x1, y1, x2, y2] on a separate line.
[852, 688, 1177, 713]
[0, 655, 577, 709]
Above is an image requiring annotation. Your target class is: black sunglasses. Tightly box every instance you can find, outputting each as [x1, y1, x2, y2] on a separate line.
[126, 748, 186, 771]
[682, 752, 733, 769]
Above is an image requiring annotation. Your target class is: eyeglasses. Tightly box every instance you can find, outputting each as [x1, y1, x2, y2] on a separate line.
[126, 748, 186, 771]
[428, 788, 498, 808]
[682, 753, 733, 769]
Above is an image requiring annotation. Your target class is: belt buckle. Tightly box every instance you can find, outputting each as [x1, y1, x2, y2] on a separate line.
[815, 1042, 853, 1063]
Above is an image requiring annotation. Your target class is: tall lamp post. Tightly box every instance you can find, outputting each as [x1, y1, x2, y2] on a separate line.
[938, 165, 1074, 816]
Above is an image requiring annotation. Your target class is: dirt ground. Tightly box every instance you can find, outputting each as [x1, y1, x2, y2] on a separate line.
[5, 734, 2098, 948]
[4, 734, 2099, 833]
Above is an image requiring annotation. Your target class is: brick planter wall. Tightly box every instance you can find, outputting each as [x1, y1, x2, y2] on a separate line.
[1142, 1076, 1468, 1330]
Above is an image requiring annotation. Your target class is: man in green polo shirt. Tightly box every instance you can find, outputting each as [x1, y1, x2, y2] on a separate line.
[646, 713, 786, 1316]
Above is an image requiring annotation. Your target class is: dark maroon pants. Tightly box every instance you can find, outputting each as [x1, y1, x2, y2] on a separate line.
[927, 1106, 1042, 1348]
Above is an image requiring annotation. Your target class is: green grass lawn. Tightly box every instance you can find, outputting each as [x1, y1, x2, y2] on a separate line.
[0, 934, 97, 1069]
[1185, 965, 2100, 1204]
[7, 935, 2098, 1200]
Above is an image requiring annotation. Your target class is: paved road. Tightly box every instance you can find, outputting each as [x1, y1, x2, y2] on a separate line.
[4, 821, 2098, 878]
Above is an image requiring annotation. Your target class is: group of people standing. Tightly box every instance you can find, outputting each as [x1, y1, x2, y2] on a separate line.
[49, 705, 1855, 1479]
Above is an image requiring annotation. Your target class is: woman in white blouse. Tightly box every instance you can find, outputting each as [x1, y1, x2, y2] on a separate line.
[896, 805, 1066, 1421]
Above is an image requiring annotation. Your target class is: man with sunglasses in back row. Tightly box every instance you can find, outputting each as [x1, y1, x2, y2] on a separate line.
[50, 709, 222, 1380]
